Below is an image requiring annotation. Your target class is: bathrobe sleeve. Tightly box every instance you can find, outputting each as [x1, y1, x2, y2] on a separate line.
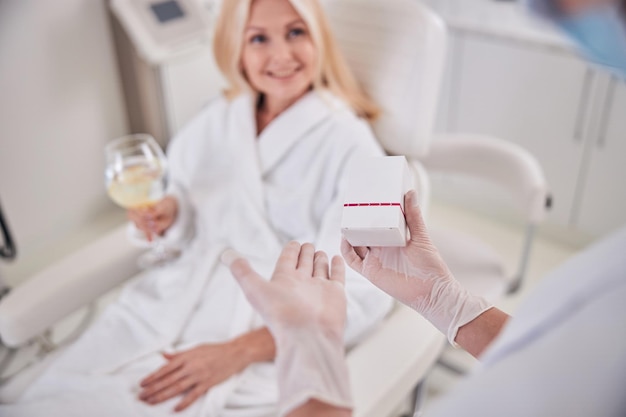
[126, 98, 224, 249]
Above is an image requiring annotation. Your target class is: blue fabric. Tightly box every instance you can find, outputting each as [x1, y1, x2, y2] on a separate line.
[556, 4, 626, 78]
[527, 0, 626, 78]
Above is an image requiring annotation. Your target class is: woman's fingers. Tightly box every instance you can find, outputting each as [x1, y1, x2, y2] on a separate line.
[141, 374, 193, 404]
[140, 356, 183, 387]
[174, 382, 210, 412]
[139, 362, 188, 401]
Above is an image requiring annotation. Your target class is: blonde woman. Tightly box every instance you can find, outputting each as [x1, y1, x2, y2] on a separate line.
[3, 0, 392, 416]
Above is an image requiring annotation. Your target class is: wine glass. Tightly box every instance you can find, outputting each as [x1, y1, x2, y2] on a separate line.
[105, 133, 180, 268]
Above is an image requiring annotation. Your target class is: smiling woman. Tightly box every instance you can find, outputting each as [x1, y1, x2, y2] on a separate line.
[214, 0, 380, 133]
[241, 0, 318, 132]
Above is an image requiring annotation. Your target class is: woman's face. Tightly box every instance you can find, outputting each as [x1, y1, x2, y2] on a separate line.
[241, 0, 317, 109]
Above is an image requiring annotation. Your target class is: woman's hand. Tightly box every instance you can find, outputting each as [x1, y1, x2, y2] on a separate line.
[127, 195, 178, 241]
[138, 341, 250, 412]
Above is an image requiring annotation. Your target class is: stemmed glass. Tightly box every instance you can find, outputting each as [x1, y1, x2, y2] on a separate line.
[105, 133, 180, 268]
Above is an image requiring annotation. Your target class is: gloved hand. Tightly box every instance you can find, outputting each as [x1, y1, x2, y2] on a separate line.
[341, 190, 492, 345]
[222, 242, 352, 416]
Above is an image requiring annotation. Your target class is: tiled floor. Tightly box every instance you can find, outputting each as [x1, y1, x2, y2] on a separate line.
[417, 197, 582, 415]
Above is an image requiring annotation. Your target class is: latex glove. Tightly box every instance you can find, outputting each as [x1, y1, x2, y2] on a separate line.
[341, 190, 492, 345]
[138, 342, 249, 412]
[222, 242, 352, 416]
[127, 195, 178, 241]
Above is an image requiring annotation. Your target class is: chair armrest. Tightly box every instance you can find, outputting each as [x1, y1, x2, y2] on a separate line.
[422, 133, 550, 223]
[347, 302, 445, 417]
[0, 225, 142, 347]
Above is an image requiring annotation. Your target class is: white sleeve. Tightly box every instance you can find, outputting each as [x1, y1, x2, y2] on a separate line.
[125, 116, 201, 249]
[427, 226, 626, 417]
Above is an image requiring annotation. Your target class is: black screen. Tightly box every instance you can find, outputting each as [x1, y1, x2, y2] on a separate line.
[150, 0, 185, 23]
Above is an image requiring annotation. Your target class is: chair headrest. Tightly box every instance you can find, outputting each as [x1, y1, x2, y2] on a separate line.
[324, 0, 448, 157]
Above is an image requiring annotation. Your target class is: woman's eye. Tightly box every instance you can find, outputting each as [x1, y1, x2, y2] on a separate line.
[287, 28, 306, 39]
[250, 34, 267, 44]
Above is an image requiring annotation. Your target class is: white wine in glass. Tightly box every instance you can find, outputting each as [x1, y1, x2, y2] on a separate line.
[105, 134, 180, 268]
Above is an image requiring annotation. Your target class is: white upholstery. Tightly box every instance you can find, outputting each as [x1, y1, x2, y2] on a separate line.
[325, 0, 447, 158]
[0, 226, 142, 347]
[430, 229, 508, 303]
[348, 303, 444, 417]
[424, 134, 549, 224]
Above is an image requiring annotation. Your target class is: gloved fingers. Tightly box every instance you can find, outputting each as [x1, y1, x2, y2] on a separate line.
[403, 190, 432, 246]
[330, 255, 346, 286]
[340, 238, 365, 273]
[273, 241, 301, 277]
[297, 243, 316, 276]
[354, 246, 369, 259]
[312, 251, 330, 279]
[222, 249, 266, 300]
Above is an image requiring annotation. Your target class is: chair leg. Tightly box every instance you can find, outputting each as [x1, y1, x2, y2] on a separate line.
[410, 378, 428, 417]
[436, 355, 468, 375]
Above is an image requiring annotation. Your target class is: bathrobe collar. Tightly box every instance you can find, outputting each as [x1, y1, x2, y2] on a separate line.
[238, 89, 348, 175]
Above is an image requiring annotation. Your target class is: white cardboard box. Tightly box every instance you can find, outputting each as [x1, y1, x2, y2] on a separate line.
[341, 155, 413, 247]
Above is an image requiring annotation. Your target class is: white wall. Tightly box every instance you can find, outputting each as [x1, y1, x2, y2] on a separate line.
[0, 0, 129, 285]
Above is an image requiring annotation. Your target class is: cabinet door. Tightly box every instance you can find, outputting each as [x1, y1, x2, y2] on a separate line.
[576, 77, 626, 237]
[160, 46, 227, 137]
[451, 34, 590, 227]
[435, 31, 459, 132]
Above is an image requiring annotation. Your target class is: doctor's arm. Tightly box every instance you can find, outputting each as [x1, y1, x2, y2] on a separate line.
[341, 190, 509, 358]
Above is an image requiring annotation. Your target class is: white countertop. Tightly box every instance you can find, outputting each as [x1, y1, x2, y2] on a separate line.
[421, 0, 576, 51]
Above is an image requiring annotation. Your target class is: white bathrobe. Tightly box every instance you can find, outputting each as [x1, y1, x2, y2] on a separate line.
[2, 90, 393, 417]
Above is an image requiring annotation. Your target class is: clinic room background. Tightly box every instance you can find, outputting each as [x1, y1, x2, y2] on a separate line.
[0, 0, 625, 415]
[1, 0, 625, 305]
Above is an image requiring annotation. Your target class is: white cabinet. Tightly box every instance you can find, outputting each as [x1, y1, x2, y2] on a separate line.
[160, 46, 227, 135]
[437, 32, 626, 239]
[575, 77, 626, 236]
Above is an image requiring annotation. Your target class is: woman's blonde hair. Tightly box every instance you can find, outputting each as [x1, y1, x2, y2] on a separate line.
[213, 0, 380, 121]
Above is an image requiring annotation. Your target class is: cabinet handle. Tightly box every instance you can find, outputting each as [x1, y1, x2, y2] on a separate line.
[596, 76, 618, 149]
[573, 68, 593, 143]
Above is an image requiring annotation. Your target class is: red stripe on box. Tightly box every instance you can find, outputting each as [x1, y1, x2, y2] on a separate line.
[344, 202, 405, 216]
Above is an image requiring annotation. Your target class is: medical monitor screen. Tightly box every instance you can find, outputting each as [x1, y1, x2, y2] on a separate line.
[150, 0, 185, 23]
